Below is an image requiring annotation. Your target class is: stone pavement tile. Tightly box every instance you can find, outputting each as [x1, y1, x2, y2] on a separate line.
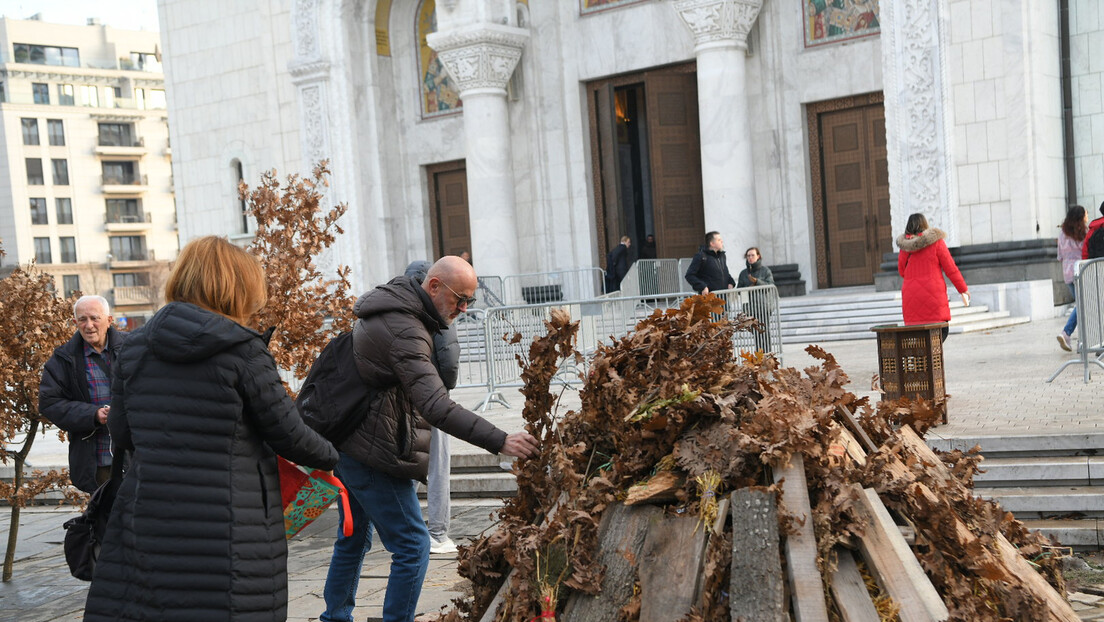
[1072, 592, 1104, 605]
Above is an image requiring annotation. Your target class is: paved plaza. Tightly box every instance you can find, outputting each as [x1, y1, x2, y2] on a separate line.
[2, 313, 1102, 621]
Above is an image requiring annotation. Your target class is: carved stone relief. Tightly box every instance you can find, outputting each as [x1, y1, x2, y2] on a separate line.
[427, 24, 528, 94]
[670, 0, 763, 49]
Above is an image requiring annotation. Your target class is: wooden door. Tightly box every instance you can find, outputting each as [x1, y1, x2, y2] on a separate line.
[820, 104, 889, 286]
[426, 161, 470, 259]
[646, 70, 704, 260]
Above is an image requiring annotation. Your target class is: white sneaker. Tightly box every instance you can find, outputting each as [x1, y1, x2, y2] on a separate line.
[1057, 332, 1072, 352]
[429, 537, 458, 554]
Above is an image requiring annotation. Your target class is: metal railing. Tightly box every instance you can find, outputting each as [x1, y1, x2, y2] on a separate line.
[1048, 258, 1104, 383]
[619, 259, 695, 296]
[105, 211, 150, 224]
[102, 174, 148, 186]
[500, 268, 605, 305]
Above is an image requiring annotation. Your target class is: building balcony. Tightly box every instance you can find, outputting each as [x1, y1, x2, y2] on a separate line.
[95, 137, 146, 157]
[112, 285, 155, 307]
[102, 174, 148, 193]
[104, 211, 152, 232]
[108, 249, 155, 269]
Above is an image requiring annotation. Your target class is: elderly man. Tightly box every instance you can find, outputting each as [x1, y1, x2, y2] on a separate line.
[39, 295, 129, 493]
[321, 256, 539, 622]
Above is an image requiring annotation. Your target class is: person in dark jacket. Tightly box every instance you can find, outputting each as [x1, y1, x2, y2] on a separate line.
[321, 255, 538, 622]
[84, 236, 338, 622]
[404, 260, 460, 554]
[39, 295, 128, 494]
[897, 213, 970, 342]
[736, 247, 774, 288]
[685, 231, 735, 294]
[639, 234, 657, 260]
[604, 235, 631, 293]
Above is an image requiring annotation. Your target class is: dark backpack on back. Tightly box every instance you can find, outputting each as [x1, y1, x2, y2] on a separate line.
[1087, 227, 1104, 260]
[295, 332, 375, 444]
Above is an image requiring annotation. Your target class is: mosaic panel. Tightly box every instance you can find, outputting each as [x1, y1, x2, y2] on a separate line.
[804, 0, 880, 48]
[417, 0, 462, 118]
[581, 0, 647, 16]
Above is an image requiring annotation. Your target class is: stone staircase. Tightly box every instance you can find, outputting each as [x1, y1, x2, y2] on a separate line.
[928, 433, 1104, 549]
[778, 287, 1030, 344]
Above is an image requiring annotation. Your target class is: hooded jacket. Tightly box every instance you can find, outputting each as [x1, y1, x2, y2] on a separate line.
[83, 302, 337, 622]
[685, 246, 735, 294]
[39, 326, 128, 493]
[896, 228, 968, 325]
[346, 276, 506, 482]
[736, 260, 774, 288]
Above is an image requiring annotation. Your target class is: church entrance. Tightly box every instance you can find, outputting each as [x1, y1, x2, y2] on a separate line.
[808, 93, 891, 287]
[426, 160, 471, 259]
[587, 63, 705, 262]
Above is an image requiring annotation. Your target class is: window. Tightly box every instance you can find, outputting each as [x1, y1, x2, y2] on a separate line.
[106, 198, 142, 223]
[134, 88, 145, 110]
[59, 237, 76, 263]
[62, 275, 80, 297]
[129, 52, 162, 72]
[109, 236, 146, 261]
[98, 123, 134, 147]
[55, 198, 73, 224]
[33, 237, 51, 263]
[113, 272, 150, 287]
[0, 81, 6, 103]
[30, 198, 48, 224]
[47, 119, 64, 145]
[79, 85, 98, 107]
[21, 118, 39, 145]
[14, 43, 80, 67]
[32, 82, 48, 104]
[52, 159, 69, 185]
[147, 89, 166, 110]
[26, 158, 43, 184]
[104, 86, 116, 108]
[102, 161, 137, 185]
[58, 84, 74, 106]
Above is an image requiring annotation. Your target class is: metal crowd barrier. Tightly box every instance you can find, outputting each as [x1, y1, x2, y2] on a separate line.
[619, 259, 694, 297]
[1048, 258, 1104, 383]
[474, 276, 505, 308]
[500, 267, 605, 305]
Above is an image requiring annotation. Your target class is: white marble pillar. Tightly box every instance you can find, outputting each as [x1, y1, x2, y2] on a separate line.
[671, 0, 763, 255]
[428, 24, 528, 279]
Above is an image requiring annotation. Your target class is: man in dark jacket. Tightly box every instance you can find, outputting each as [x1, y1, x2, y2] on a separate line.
[604, 235, 631, 293]
[685, 231, 736, 294]
[321, 256, 539, 622]
[39, 295, 128, 493]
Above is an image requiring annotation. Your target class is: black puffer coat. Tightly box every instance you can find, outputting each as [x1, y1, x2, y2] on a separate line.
[685, 246, 736, 293]
[346, 276, 506, 482]
[83, 302, 338, 622]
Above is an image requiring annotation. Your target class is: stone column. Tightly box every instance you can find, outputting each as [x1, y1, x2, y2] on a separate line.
[671, 0, 763, 255]
[428, 23, 528, 279]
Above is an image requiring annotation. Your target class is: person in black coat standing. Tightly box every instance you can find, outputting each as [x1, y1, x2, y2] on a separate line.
[84, 236, 338, 622]
[39, 295, 128, 493]
[604, 235, 632, 293]
[685, 231, 736, 294]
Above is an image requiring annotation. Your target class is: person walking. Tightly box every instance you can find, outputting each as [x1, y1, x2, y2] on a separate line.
[896, 213, 970, 342]
[83, 236, 338, 622]
[604, 235, 631, 293]
[1057, 205, 1088, 351]
[320, 256, 539, 622]
[685, 231, 735, 295]
[39, 295, 128, 493]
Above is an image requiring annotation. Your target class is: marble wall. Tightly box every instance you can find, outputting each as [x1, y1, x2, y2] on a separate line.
[1070, 0, 1104, 217]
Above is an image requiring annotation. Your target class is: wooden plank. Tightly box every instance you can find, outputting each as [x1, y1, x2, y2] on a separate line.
[638, 513, 709, 622]
[772, 455, 831, 622]
[829, 547, 881, 622]
[851, 485, 949, 622]
[836, 405, 877, 454]
[729, 488, 787, 622]
[835, 426, 868, 466]
[624, 470, 685, 506]
[561, 503, 663, 622]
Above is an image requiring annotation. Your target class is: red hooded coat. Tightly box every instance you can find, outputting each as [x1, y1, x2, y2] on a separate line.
[896, 228, 968, 325]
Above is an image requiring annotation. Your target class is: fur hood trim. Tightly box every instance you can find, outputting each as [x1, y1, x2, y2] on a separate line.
[896, 228, 946, 252]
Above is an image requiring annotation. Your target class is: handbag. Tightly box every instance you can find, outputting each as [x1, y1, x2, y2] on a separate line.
[62, 454, 123, 581]
[278, 457, 353, 539]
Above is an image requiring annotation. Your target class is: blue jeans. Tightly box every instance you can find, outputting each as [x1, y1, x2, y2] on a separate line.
[1064, 282, 1078, 336]
[321, 453, 429, 622]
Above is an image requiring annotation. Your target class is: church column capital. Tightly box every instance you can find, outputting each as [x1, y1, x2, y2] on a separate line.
[670, 0, 763, 52]
[427, 23, 528, 96]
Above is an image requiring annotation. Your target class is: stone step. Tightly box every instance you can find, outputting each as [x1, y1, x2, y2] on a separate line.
[1022, 518, 1103, 549]
[950, 315, 1031, 333]
[975, 486, 1104, 519]
[778, 290, 901, 310]
[973, 456, 1104, 487]
[927, 433, 1104, 458]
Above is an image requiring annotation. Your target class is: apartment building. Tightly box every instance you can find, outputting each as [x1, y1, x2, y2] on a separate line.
[0, 16, 176, 327]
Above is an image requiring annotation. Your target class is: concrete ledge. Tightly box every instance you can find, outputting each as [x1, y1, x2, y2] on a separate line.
[927, 432, 1104, 457]
[966, 280, 1057, 320]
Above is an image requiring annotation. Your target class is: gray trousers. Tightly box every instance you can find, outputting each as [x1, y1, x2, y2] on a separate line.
[427, 427, 451, 540]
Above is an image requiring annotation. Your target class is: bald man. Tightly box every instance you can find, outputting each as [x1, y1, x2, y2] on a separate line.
[319, 255, 539, 622]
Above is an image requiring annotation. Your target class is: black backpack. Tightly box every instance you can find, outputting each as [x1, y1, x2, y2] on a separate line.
[1087, 227, 1104, 260]
[295, 332, 375, 444]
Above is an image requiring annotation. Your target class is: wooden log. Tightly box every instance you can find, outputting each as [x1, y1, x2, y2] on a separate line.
[850, 485, 949, 622]
[561, 502, 663, 622]
[638, 513, 709, 622]
[624, 469, 685, 506]
[834, 426, 868, 466]
[829, 547, 881, 622]
[729, 488, 786, 622]
[836, 404, 877, 454]
[772, 455, 831, 622]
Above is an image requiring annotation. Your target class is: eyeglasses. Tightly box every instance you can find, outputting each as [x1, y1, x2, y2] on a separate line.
[440, 280, 477, 307]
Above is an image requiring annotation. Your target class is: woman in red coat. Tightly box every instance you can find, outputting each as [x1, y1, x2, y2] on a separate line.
[896, 213, 970, 341]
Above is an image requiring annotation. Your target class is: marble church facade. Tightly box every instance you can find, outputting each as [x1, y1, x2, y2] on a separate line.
[155, 0, 1104, 295]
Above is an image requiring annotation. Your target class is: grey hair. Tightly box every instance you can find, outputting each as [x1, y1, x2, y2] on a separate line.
[73, 295, 111, 317]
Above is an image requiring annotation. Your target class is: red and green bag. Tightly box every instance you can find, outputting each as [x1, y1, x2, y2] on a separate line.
[278, 457, 353, 539]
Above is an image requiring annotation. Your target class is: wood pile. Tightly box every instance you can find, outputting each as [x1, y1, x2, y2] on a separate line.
[433, 296, 1077, 622]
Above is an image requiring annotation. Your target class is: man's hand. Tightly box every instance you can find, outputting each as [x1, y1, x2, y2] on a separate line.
[499, 432, 539, 459]
[701, 287, 710, 295]
[96, 406, 110, 425]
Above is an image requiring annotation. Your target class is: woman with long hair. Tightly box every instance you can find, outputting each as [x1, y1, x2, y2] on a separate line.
[896, 213, 970, 341]
[1057, 205, 1088, 351]
[84, 236, 338, 621]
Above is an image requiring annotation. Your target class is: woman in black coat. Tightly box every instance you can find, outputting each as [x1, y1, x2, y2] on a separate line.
[84, 236, 338, 622]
